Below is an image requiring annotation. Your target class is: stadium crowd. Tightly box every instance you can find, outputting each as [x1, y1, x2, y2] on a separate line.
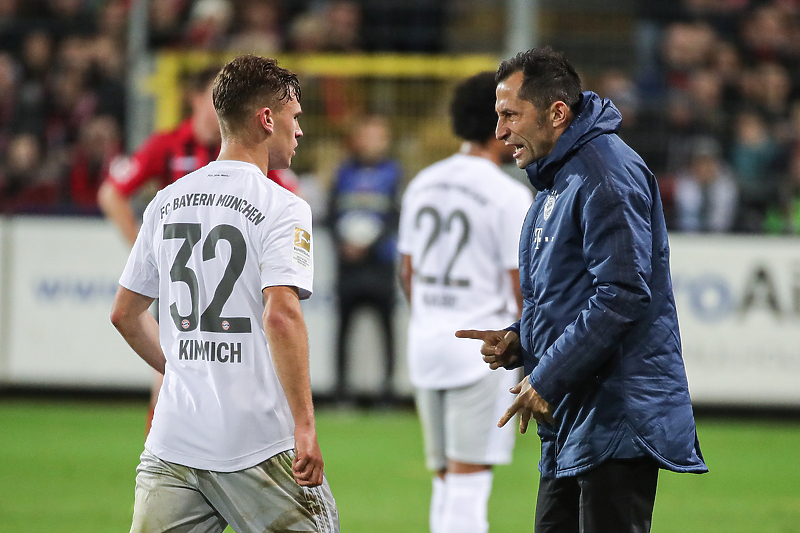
[0, 0, 440, 215]
[1, 0, 800, 235]
[621, 0, 800, 233]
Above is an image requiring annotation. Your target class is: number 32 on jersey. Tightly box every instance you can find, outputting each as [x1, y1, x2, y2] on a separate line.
[164, 222, 251, 334]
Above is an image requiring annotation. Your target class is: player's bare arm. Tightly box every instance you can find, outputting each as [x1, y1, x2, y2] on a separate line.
[455, 328, 522, 369]
[498, 377, 554, 434]
[98, 182, 140, 247]
[399, 254, 413, 302]
[262, 285, 324, 488]
[110, 286, 165, 374]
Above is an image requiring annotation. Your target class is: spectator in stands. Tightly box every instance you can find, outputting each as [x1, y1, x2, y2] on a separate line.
[664, 91, 698, 172]
[765, 143, 800, 233]
[328, 115, 401, 401]
[326, 1, 361, 52]
[596, 69, 668, 174]
[286, 1, 361, 53]
[88, 35, 126, 126]
[709, 40, 742, 116]
[287, 11, 327, 52]
[0, 0, 26, 54]
[96, 0, 128, 50]
[687, 69, 727, 139]
[0, 51, 18, 154]
[674, 136, 738, 232]
[228, 0, 283, 54]
[753, 62, 793, 141]
[68, 114, 121, 211]
[20, 30, 53, 85]
[149, 0, 190, 49]
[660, 22, 717, 93]
[46, 0, 95, 39]
[46, 59, 97, 152]
[730, 109, 784, 231]
[184, 0, 233, 50]
[739, 4, 793, 64]
[0, 133, 58, 211]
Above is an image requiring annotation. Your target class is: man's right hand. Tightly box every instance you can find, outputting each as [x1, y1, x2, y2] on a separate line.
[292, 425, 324, 487]
[454, 329, 521, 369]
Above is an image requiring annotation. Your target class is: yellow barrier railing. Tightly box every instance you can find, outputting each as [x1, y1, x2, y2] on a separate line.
[147, 52, 499, 130]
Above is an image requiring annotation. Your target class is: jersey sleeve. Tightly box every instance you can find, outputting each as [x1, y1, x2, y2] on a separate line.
[104, 132, 170, 197]
[119, 197, 160, 297]
[259, 197, 314, 300]
[498, 182, 534, 270]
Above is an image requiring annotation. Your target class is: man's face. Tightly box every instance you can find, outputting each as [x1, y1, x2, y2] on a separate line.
[267, 96, 303, 170]
[495, 71, 557, 169]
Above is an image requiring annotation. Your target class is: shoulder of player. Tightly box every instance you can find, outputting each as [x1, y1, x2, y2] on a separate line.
[499, 174, 534, 201]
[239, 168, 311, 218]
[404, 155, 461, 191]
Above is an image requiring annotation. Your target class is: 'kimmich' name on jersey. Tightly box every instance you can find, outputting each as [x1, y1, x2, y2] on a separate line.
[179, 339, 243, 363]
[159, 191, 266, 226]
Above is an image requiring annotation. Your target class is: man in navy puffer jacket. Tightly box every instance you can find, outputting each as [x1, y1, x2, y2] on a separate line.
[457, 48, 707, 533]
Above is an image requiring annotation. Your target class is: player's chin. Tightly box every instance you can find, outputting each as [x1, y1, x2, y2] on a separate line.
[270, 157, 291, 171]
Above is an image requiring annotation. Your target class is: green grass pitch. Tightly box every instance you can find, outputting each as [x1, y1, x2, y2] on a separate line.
[0, 399, 799, 532]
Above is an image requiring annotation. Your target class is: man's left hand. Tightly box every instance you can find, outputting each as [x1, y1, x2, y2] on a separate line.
[498, 376, 554, 434]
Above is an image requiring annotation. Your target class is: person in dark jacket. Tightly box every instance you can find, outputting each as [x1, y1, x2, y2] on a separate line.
[457, 48, 707, 533]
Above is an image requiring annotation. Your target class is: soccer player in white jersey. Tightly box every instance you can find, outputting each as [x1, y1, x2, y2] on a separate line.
[110, 55, 339, 533]
[397, 72, 534, 533]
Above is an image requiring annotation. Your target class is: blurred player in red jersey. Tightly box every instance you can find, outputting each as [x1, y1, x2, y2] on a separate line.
[98, 65, 299, 435]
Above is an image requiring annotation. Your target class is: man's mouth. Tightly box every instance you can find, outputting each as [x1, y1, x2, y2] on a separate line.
[512, 145, 525, 159]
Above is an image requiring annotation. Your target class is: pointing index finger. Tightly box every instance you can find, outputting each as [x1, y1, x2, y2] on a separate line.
[455, 329, 486, 340]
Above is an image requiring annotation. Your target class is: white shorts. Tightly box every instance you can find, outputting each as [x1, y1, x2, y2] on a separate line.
[415, 368, 521, 471]
[130, 449, 339, 533]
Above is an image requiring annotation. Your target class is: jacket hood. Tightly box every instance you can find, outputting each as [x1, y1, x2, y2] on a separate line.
[525, 91, 622, 190]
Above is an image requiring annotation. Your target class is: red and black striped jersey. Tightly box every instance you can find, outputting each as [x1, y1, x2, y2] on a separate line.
[105, 119, 219, 197]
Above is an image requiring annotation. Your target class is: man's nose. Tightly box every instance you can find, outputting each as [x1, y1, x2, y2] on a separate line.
[495, 121, 507, 141]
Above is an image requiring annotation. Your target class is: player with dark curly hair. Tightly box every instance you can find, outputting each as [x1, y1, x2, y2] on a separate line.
[398, 72, 533, 533]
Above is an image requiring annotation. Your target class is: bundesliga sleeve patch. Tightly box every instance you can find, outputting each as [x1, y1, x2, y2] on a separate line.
[293, 227, 312, 268]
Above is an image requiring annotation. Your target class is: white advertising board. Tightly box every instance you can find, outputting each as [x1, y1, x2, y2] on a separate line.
[1, 217, 412, 395]
[0, 218, 7, 382]
[5, 216, 795, 406]
[670, 234, 800, 406]
[6, 217, 151, 388]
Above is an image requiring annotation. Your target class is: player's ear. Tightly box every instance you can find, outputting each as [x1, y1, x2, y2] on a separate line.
[551, 101, 570, 128]
[258, 107, 274, 134]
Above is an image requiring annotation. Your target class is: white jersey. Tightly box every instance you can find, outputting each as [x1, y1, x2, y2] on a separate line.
[398, 154, 533, 389]
[119, 160, 314, 472]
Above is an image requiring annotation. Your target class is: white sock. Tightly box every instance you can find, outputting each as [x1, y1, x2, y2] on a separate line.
[430, 476, 446, 533]
[440, 471, 493, 533]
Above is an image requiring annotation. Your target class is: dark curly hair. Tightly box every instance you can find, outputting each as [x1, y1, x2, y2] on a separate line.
[450, 72, 499, 143]
[212, 55, 301, 137]
[496, 47, 582, 115]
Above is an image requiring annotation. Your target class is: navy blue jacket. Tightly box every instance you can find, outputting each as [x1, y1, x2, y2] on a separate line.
[510, 92, 707, 479]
